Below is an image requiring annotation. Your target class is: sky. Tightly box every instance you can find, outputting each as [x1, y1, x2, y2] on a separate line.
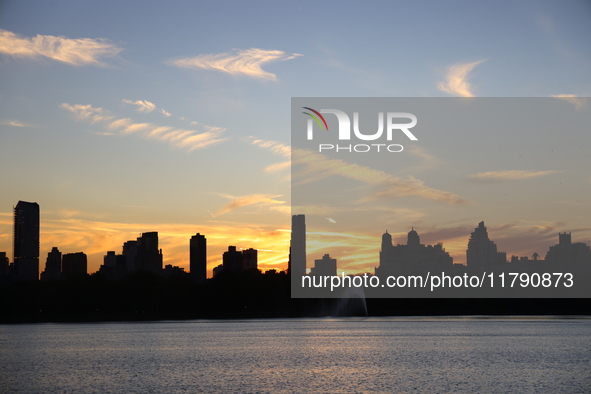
[1, 0, 590, 276]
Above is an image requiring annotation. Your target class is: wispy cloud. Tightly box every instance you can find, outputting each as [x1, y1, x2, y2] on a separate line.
[551, 94, 586, 110]
[123, 99, 173, 117]
[0, 29, 121, 66]
[62, 103, 227, 151]
[466, 170, 560, 183]
[358, 177, 467, 205]
[122, 99, 156, 113]
[438, 60, 485, 97]
[247, 137, 291, 157]
[246, 137, 291, 173]
[215, 193, 287, 216]
[60, 103, 114, 123]
[3, 120, 32, 127]
[169, 48, 302, 81]
[248, 138, 468, 205]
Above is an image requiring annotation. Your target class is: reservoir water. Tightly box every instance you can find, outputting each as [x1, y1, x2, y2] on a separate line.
[1, 317, 590, 393]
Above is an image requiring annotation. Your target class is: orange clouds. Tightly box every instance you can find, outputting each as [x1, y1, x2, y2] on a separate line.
[169, 48, 302, 81]
[438, 60, 485, 97]
[0, 29, 121, 66]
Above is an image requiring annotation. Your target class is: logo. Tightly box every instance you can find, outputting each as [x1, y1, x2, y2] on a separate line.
[302, 107, 417, 153]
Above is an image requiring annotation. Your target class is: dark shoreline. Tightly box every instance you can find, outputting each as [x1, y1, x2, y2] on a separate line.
[2, 270, 589, 324]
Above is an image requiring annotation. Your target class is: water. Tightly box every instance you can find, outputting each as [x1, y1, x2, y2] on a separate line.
[1, 318, 590, 393]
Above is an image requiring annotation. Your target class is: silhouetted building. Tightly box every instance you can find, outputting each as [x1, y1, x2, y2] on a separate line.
[310, 254, 337, 276]
[123, 240, 138, 273]
[510, 252, 544, 264]
[135, 232, 163, 274]
[190, 233, 207, 282]
[466, 222, 506, 267]
[545, 232, 591, 266]
[13, 201, 40, 280]
[0, 251, 8, 279]
[376, 228, 453, 275]
[98, 251, 126, 279]
[61, 252, 87, 279]
[223, 246, 242, 272]
[41, 247, 61, 281]
[212, 264, 224, 277]
[242, 248, 258, 270]
[222, 246, 258, 272]
[289, 214, 306, 277]
[163, 264, 185, 278]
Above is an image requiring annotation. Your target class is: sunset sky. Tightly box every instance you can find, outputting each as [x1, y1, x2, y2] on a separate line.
[1, 1, 590, 276]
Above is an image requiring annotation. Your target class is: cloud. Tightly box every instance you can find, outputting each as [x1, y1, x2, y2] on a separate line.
[248, 137, 468, 205]
[3, 120, 31, 127]
[60, 103, 114, 123]
[122, 99, 156, 113]
[438, 60, 484, 97]
[169, 48, 302, 81]
[264, 160, 291, 173]
[551, 95, 586, 110]
[359, 177, 468, 205]
[62, 103, 227, 151]
[123, 99, 173, 117]
[247, 137, 291, 157]
[0, 29, 121, 66]
[466, 170, 560, 183]
[215, 193, 287, 216]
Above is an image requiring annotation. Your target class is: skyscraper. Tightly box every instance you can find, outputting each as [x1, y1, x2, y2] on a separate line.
[41, 247, 61, 281]
[289, 214, 306, 278]
[310, 254, 337, 276]
[122, 240, 138, 273]
[376, 228, 453, 276]
[136, 232, 163, 274]
[220, 246, 258, 273]
[466, 221, 506, 267]
[13, 201, 40, 280]
[242, 248, 258, 271]
[190, 233, 207, 282]
[223, 246, 243, 272]
[61, 252, 87, 279]
[545, 232, 591, 265]
[0, 251, 8, 279]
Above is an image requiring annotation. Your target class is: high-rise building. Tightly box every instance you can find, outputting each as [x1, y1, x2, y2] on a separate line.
[545, 232, 591, 265]
[223, 246, 244, 272]
[41, 247, 61, 281]
[136, 232, 163, 274]
[0, 251, 9, 279]
[466, 221, 506, 267]
[13, 201, 40, 280]
[289, 214, 306, 278]
[190, 233, 207, 282]
[310, 254, 337, 276]
[98, 250, 126, 279]
[61, 252, 87, 279]
[122, 240, 138, 273]
[376, 228, 453, 276]
[221, 246, 258, 273]
[242, 248, 258, 271]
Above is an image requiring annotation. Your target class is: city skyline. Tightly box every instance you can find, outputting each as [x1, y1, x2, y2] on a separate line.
[1, 1, 590, 275]
[3, 201, 589, 280]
